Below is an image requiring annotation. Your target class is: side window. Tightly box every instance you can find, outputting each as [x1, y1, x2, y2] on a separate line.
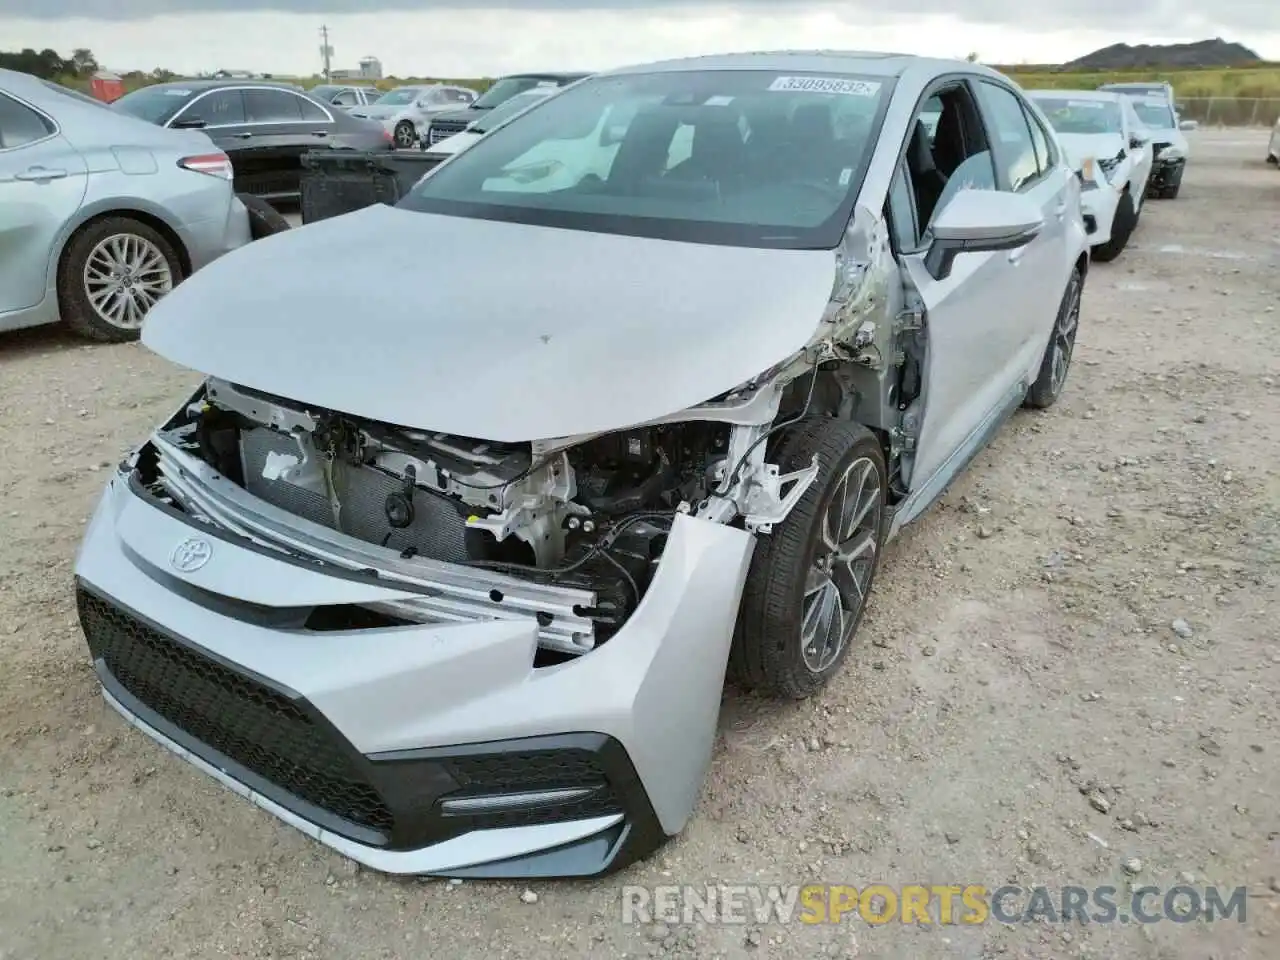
[243, 89, 303, 123]
[974, 81, 1040, 190]
[0, 93, 54, 149]
[1024, 104, 1051, 175]
[886, 161, 920, 251]
[332, 90, 357, 106]
[903, 83, 996, 231]
[181, 89, 245, 127]
[296, 95, 329, 122]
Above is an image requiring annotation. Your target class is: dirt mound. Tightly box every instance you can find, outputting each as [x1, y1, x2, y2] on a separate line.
[1067, 37, 1261, 69]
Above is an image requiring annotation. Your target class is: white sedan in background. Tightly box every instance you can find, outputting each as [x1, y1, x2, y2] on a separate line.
[350, 84, 477, 148]
[1268, 114, 1279, 166]
[421, 87, 558, 161]
[1028, 89, 1153, 262]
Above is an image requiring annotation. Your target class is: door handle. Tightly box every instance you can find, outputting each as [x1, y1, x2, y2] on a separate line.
[14, 166, 68, 181]
[232, 132, 253, 139]
[310, 131, 328, 137]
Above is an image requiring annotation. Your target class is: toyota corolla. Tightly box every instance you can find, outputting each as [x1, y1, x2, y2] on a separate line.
[75, 51, 1089, 879]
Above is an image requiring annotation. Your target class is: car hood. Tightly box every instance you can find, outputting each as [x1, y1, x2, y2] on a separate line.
[423, 130, 481, 157]
[430, 106, 481, 125]
[141, 204, 837, 442]
[350, 104, 403, 120]
[1055, 132, 1126, 164]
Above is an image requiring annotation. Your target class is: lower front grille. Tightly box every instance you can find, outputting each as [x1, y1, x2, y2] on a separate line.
[77, 587, 395, 840]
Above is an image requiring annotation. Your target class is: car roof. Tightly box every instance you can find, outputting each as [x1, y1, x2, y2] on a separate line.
[147, 78, 303, 92]
[1028, 89, 1121, 102]
[498, 71, 590, 81]
[600, 50, 1003, 82]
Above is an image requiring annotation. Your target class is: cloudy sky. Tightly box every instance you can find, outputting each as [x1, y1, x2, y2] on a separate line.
[1, 1, 1275, 77]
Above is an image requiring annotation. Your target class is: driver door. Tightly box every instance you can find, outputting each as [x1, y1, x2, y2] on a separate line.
[889, 82, 1030, 494]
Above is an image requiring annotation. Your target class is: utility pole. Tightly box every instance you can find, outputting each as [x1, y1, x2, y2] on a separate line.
[319, 25, 333, 80]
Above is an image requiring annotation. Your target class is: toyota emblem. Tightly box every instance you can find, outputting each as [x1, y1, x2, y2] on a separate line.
[170, 537, 213, 573]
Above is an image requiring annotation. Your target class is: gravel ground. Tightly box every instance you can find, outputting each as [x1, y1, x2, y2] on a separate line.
[1, 129, 1277, 960]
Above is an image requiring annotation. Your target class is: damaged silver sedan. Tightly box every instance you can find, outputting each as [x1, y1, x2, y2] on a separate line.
[75, 51, 1090, 878]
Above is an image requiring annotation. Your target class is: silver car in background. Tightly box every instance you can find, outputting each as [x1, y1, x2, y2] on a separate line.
[349, 84, 478, 148]
[0, 68, 249, 342]
[76, 51, 1088, 878]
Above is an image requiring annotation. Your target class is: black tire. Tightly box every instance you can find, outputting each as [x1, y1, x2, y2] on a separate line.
[1024, 265, 1083, 410]
[237, 192, 292, 238]
[57, 216, 184, 343]
[1091, 190, 1136, 263]
[729, 417, 887, 699]
[393, 120, 417, 149]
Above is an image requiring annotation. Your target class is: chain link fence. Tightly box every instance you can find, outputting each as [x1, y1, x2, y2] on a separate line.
[1175, 97, 1280, 127]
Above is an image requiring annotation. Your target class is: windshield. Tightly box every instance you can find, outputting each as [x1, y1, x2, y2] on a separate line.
[473, 76, 557, 109]
[1033, 97, 1123, 135]
[400, 69, 891, 249]
[1129, 97, 1176, 129]
[374, 87, 421, 106]
[473, 91, 552, 132]
[111, 84, 194, 123]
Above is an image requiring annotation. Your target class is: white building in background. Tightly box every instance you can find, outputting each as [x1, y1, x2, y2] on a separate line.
[330, 56, 383, 81]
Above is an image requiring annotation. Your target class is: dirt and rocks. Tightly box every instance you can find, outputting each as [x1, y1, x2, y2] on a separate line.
[1, 128, 1277, 960]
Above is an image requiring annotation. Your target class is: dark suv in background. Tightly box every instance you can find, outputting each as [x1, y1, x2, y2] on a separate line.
[112, 79, 393, 206]
[423, 71, 589, 146]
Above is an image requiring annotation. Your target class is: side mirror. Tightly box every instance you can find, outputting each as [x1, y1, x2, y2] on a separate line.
[1179, 119, 1198, 131]
[925, 189, 1045, 281]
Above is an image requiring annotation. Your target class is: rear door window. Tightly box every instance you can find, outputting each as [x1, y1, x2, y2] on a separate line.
[244, 88, 304, 123]
[0, 93, 55, 149]
[296, 95, 329, 122]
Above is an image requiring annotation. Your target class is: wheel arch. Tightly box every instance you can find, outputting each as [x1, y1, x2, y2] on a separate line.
[54, 204, 193, 297]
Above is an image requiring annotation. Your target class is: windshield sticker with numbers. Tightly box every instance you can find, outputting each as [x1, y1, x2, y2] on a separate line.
[767, 76, 881, 97]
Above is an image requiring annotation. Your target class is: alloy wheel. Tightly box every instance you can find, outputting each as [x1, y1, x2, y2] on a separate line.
[1050, 274, 1082, 395]
[801, 456, 882, 672]
[394, 122, 416, 148]
[82, 233, 174, 331]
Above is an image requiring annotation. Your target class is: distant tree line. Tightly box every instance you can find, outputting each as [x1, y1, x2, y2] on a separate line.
[0, 47, 179, 88]
[0, 46, 100, 78]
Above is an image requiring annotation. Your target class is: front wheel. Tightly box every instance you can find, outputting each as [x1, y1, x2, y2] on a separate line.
[730, 418, 887, 699]
[393, 121, 417, 149]
[1024, 265, 1083, 410]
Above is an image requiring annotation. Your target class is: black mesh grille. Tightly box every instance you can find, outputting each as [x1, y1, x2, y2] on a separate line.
[428, 121, 467, 144]
[78, 589, 394, 837]
[444, 749, 622, 827]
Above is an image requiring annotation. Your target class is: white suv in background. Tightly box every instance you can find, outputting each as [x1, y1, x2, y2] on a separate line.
[1028, 89, 1153, 262]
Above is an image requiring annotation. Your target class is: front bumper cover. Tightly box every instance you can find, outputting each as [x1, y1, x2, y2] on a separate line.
[1147, 157, 1185, 193]
[73, 469, 754, 877]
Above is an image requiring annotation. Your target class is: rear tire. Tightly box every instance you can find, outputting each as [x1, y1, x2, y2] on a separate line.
[1161, 183, 1182, 199]
[1091, 191, 1135, 263]
[237, 193, 292, 238]
[57, 216, 184, 343]
[1024, 265, 1083, 410]
[730, 418, 887, 699]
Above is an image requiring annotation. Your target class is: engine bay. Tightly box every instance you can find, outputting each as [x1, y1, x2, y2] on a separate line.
[147, 379, 734, 653]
